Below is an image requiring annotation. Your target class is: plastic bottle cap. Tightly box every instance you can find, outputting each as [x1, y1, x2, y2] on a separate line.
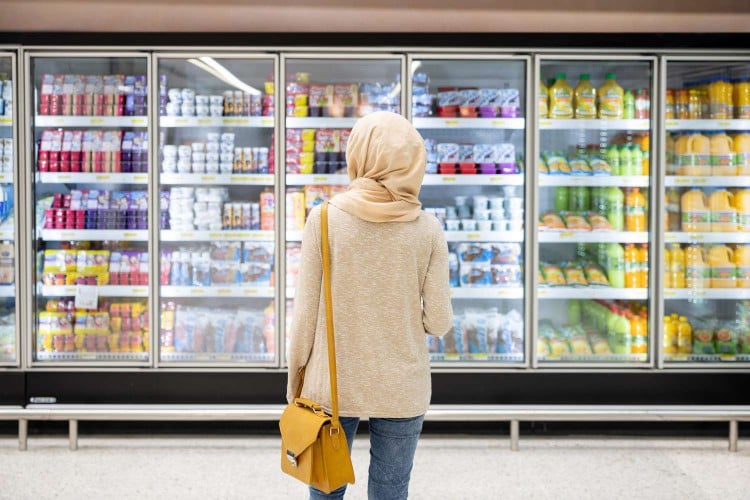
[580, 73, 590, 80]
[679, 316, 687, 322]
[556, 73, 566, 80]
[605, 73, 615, 80]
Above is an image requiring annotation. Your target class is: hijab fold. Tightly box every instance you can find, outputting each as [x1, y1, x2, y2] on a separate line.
[329, 111, 426, 223]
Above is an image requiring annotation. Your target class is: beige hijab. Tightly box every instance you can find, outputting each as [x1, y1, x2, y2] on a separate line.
[330, 111, 426, 223]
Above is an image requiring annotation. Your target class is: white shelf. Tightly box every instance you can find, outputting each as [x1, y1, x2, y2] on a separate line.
[38, 285, 149, 297]
[539, 353, 648, 363]
[539, 175, 649, 187]
[161, 230, 274, 242]
[35, 352, 149, 362]
[286, 117, 358, 129]
[664, 288, 750, 300]
[40, 229, 148, 241]
[538, 288, 648, 300]
[161, 286, 274, 298]
[0, 286, 15, 297]
[160, 352, 274, 363]
[286, 174, 349, 186]
[38, 172, 148, 184]
[160, 116, 274, 128]
[665, 353, 750, 363]
[0, 117, 11, 126]
[666, 119, 750, 131]
[286, 231, 303, 242]
[430, 353, 525, 363]
[539, 231, 648, 243]
[0, 227, 13, 240]
[445, 231, 524, 243]
[665, 232, 750, 244]
[539, 119, 650, 131]
[0, 173, 13, 183]
[665, 176, 750, 187]
[450, 287, 524, 299]
[35, 116, 147, 128]
[412, 117, 525, 130]
[424, 174, 525, 186]
[161, 173, 274, 185]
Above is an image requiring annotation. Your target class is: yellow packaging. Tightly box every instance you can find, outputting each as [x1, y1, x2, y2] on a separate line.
[574, 74, 597, 119]
[285, 189, 306, 231]
[598, 73, 624, 119]
[548, 73, 573, 119]
[264, 81, 275, 95]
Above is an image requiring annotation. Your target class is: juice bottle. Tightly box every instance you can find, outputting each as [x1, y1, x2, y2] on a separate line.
[639, 134, 650, 175]
[539, 80, 549, 118]
[624, 244, 639, 288]
[734, 188, 750, 230]
[630, 143, 644, 176]
[569, 186, 590, 212]
[685, 244, 709, 289]
[684, 133, 711, 176]
[625, 188, 647, 232]
[591, 186, 604, 214]
[677, 316, 693, 354]
[663, 316, 678, 355]
[709, 245, 736, 288]
[606, 243, 626, 288]
[635, 88, 650, 119]
[665, 89, 676, 119]
[669, 243, 686, 289]
[630, 312, 648, 355]
[681, 189, 711, 232]
[605, 187, 625, 231]
[710, 132, 736, 176]
[666, 187, 681, 231]
[554, 186, 569, 212]
[733, 244, 750, 288]
[709, 78, 725, 119]
[723, 79, 735, 119]
[549, 73, 574, 119]
[568, 299, 582, 325]
[598, 73, 624, 119]
[733, 132, 750, 175]
[735, 78, 750, 119]
[666, 133, 676, 174]
[623, 89, 635, 119]
[664, 245, 673, 289]
[638, 244, 649, 288]
[574, 73, 597, 119]
[708, 189, 737, 232]
[619, 144, 632, 176]
[606, 145, 621, 176]
[613, 308, 632, 355]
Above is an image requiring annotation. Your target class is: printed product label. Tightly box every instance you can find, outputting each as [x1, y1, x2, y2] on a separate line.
[600, 90, 622, 118]
[710, 266, 737, 279]
[575, 93, 596, 118]
[678, 154, 710, 167]
[550, 90, 572, 118]
[538, 97, 548, 117]
[626, 205, 646, 216]
[737, 152, 750, 167]
[711, 154, 735, 168]
[738, 105, 750, 119]
[737, 266, 750, 280]
[711, 210, 738, 224]
[686, 265, 710, 280]
[682, 210, 710, 224]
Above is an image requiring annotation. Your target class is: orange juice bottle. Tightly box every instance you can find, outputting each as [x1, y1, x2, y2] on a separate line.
[663, 316, 678, 355]
[685, 244, 709, 289]
[723, 79, 735, 119]
[574, 74, 597, 119]
[685, 133, 711, 176]
[735, 78, 750, 119]
[666, 187, 681, 231]
[734, 132, 750, 175]
[733, 244, 750, 288]
[664, 245, 673, 288]
[598, 73, 624, 119]
[710, 132, 736, 176]
[709, 245, 736, 288]
[625, 188, 647, 232]
[624, 244, 639, 288]
[666, 133, 676, 174]
[638, 244, 649, 288]
[708, 189, 737, 232]
[735, 188, 750, 231]
[539, 80, 549, 119]
[681, 189, 711, 232]
[630, 312, 648, 355]
[669, 243, 686, 289]
[709, 78, 725, 119]
[639, 134, 650, 176]
[677, 316, 693, 354]
[549, 73, 574, 119]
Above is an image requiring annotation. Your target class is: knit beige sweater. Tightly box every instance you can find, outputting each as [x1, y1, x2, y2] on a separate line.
[286, 204, 453, 418]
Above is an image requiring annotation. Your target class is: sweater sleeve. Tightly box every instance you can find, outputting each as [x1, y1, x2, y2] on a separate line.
[286, 207, 322, 403]
[422, 222, 453, 337]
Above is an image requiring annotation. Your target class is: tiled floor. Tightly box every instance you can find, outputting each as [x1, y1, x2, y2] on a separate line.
[1, 434, 748, 499]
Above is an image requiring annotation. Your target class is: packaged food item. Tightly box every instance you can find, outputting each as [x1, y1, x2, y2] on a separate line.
[560, 212, 591, 231]
[463, 311, 488, 354]
[583, 262, 610, 287]
[562, 262, 588, 287]
[693, 323, 715, 355]
[541, 263, 566, 286]
[568, 157, 592, 175]
[587, 213, 614, 231]
[460, 262, 492, 287]
[714, 322, 738, 355]
[544, 152, 571, 175]
[540, 212, 565, 231]
[537, 337, 551, 357]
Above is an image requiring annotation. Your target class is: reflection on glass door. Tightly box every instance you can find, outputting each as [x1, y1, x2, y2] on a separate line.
[410, 57, 527, 365]
[29, 54, 151, 364]
[663, 58, 750, 365]
[283, 56, 403, 364]
[156, 55, 277, 365]
[0, 54, 16, 364]
[536, 58, 654, 365]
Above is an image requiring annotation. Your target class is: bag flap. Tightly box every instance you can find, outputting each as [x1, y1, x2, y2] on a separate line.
[279, 401, 332, 457]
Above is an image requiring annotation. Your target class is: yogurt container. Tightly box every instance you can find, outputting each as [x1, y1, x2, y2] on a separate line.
[177, 160, 191, 173]
[220, 152, 234, 164]
[181, 88, 196, 103]
[209, 95, 224, 106]
[162, 145, 177, 158]
[195, 95, 209, 106]
[165, 102, 180, 116]
[477, 220, 494, 231]
[473, 195, 489, 210]
[178, 145, 192, 159]
[445, 219, 460, 231]
[206, 133, 220, 142]
[461, 219, 478, 231]
[210, 105, 223, 117]
[221, 133, 235, 144]
[191, 162, 206, 174]
[161, 158, 177, 173]
[191, 143, 205, 152]
[219, 162, 233, 174]
[196, 105, 210, 117]
[192, 152, 206, 163]
[167, 89, 182, 103]
[205, 161, 219, 174]
[180, 104, 195, 116]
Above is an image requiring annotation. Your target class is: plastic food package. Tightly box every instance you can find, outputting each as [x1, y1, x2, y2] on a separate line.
[562, 262, 588, 287]
[561, 212, 592, 231]
[587, 213, 614, 231]
[541, 263, 566, 286]
[540, 212, 565, 230]
[583, 262, 610, 287]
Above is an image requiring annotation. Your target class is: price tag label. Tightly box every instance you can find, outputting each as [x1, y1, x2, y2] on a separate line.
[489, 176, 502, 183]
[490, 120, 506, 127]
[466, 232, 481, 240]
[57, 174, 71, 181]
[665, 120, 678, 128]
[175, 118, 188, 125]
[444, 119, 459, 127]
[261, 118, 274, 126]
[132, 288, 147, 295]
[313, 176, 327, 182]
[442, 177, 457, 183]
[471, 353, 489, 361]
[245, 289, 259, 296]
[59, 231, 75, 239]
[190, 289, 205, 295]
[201, 176, 217, 182]
[674, 177, 692, 185]
[180, 232, 195, 239]
[224, 118, 241, 125]
[538, 289, 549, 298]
[540, 120, 552, 128]
[131, 117, 147, 126]
[90, 118, 104, 125]
[559, 231, 574, 238]
[75, 285, 99, 309]
[663, 290, 677, 298]
[689, 233, 705, 241]
[217, 353, 232, 360]
[217, 288, 232, 295]
[197, 118, 211, 125]
[53, 117, 65, 125]
[0, 117, 11, 125]
[717, 121, 731, 128]
[95, 174, 110, 181]
[134, 175, 148, 182]
[123, 232, 138, 239]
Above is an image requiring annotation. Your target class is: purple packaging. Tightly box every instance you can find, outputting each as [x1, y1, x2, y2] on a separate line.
[128, 191, 148, 211]
[124, 76, 136, 116]
[499, 89, 520, 118]
[121, 132, 134, 172]
[494, 143, 516, 174]
[472, 144, 495, 164]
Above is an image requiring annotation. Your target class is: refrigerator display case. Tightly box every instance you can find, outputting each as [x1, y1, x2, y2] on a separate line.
[0, 52, 17, 366]
[155, 54, 278, 366]
[282, 55, 404, 364]
[409, 55, 529, 366]
[661, 57, 750, 366]
[27, 53, 152, 365]
[534, 57, 656, 366]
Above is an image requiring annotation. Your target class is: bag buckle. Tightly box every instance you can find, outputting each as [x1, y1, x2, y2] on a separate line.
[329, 425, 340, 436]
[286, 450, 298, 467]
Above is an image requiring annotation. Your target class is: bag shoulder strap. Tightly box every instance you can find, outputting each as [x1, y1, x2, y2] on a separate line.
[321, 202, 341, 425]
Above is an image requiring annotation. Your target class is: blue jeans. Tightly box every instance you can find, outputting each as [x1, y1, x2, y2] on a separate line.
[309, 415, 424, 500]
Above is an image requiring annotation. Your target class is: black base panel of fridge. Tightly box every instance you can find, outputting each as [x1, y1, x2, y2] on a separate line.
[0, 32, 749, 50]
[24, 372, 750, 405]
[0, 372, 25, 405]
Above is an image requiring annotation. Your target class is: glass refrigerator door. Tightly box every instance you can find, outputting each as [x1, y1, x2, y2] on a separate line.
[29, 54, 151, 364]
[156, 55, 277, 366]
[662, 58, 750, 365]
[0, 54, 16, 365]
[283, 56, 403, 364]
[410, 57, 527, 365]
[536, 58, 654, 365]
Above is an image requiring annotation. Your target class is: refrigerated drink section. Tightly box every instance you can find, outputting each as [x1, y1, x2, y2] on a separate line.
[410, 57, 527, 364]
[663, 59, 750, 364]
[156, 55, 277, 365]
[0, 54, 16, 365]
[30, 55, 151, 363]
[536, 59, 654, 364]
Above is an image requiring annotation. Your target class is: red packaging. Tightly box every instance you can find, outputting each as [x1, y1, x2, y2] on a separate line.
[70, 131, 83, 172]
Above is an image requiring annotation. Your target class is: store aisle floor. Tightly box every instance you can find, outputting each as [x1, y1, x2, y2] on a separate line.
[1, 434, 749, 500]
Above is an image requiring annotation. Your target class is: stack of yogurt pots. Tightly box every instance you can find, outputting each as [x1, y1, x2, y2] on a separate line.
[166, 187, 228, 232]
[165, 88, 224, 117]
[427, 187, 524, 233]
[161, 133, 235, 175]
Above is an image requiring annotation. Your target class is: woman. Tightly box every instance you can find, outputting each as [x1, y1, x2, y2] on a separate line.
[287, 111, 453, 500]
